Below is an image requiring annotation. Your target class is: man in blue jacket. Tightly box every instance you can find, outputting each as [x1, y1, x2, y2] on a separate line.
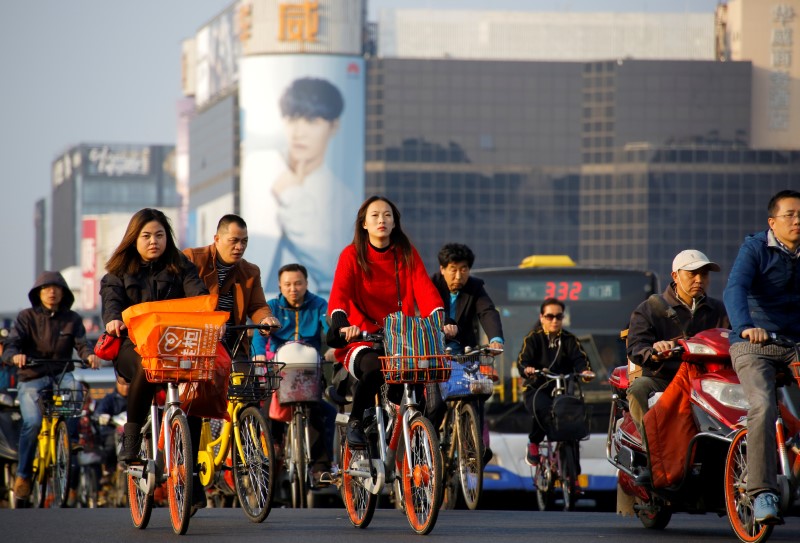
[724, 189, 800, 525]
[252, 263, 332, 484]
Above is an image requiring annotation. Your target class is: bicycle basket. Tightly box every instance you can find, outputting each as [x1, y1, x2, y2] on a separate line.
[275, 342, 321, 403]
[143, 354, 216, 383]
[440, 356, 494, 400]
[380, 354, 451, 384]
[39, 388, 83, 417]
[124, 307, 228, 383]
[228, 361, 284, 402]
[790, 361, 800, 386]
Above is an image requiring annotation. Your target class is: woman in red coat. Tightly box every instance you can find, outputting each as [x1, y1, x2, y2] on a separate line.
[328, 196, 447, 447]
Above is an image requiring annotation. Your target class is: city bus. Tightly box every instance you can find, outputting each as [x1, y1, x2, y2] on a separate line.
[474, 256, 660, 508]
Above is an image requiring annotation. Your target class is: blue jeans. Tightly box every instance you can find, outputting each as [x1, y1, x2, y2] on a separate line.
[16, 373, 78, 479]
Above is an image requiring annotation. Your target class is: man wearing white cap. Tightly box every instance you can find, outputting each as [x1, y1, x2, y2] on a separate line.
[626, 249, 729, 453]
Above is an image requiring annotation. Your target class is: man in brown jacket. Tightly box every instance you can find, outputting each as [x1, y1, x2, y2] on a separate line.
[184, 214, 279, 358]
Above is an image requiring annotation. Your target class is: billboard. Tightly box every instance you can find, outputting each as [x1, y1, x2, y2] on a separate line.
[240, 54, 364, 295]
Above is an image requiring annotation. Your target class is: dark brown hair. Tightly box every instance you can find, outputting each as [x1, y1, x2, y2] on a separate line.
[105, 208, 183, 276]
[353, 196, 412, 275]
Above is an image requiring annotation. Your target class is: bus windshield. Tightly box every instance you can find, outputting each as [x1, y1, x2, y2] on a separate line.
[473, 265, 659, 432]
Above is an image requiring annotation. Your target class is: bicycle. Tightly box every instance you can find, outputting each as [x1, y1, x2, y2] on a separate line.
[126, 340, 220, 534]
[19, 358, 87, 509]
[439, 345, 500, 510]
[528, 367, 595, 512]
[333, 331, 449, 535]
[724, 334, 800, 543]
[272, 339, 328, 508]
[196, 324, 282, 523]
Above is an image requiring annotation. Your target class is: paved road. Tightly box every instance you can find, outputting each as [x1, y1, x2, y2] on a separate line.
[2, 507, 800, 543]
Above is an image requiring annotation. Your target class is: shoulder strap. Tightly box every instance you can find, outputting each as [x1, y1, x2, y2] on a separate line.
[646, 293, 687, 338]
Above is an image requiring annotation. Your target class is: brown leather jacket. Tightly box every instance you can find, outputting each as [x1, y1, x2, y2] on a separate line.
[182, 244, 273, 356]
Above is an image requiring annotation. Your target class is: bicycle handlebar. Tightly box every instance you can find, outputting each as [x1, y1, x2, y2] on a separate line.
[528, 367, 596, 382]
[227, 324, 281, 332]
[24, 358, 88, 369]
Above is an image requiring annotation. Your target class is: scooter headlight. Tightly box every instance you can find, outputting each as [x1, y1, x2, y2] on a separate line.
[700, 380, 750, 410]
[685, 342, 719, 355]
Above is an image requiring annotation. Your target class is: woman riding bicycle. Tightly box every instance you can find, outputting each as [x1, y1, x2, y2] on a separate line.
[2, 271, 101, 501]
[327, 195, 450, 449]
[517, 297, 593, 467]
[99, 208, 208, 509]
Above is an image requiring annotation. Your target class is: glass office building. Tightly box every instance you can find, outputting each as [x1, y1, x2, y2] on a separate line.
[364, 56, 800, 295]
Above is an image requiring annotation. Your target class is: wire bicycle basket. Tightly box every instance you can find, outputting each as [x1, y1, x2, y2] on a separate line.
[379, 354, 451, 384]
[227, 361, 284, 402]
[39, 387, 84, 417]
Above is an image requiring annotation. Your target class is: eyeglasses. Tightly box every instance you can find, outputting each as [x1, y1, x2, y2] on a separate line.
[773, 212, 800, 221]
[542, 313, 564, 321]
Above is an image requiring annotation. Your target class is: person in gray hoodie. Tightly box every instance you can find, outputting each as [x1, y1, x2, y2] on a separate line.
[1, 271, 100, 500]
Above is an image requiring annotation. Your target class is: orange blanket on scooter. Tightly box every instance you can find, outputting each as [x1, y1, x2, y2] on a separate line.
[644, 364, 800, 489]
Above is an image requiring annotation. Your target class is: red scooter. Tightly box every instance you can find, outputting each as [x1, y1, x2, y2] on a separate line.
[607, 327, 745, 529]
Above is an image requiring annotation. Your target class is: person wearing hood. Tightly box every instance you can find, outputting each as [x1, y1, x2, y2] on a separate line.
[1, 270, 100, 501]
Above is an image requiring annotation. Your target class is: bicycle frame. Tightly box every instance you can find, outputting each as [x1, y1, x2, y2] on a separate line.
[200, 401, 246, 484]
[127, 383, 182, 495]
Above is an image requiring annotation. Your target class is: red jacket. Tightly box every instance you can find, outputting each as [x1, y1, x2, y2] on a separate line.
[328, 243, 443, 333]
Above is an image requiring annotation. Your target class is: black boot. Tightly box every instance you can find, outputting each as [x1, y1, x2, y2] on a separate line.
[119, 422, 143, 464]
[346, 419, 367, 449]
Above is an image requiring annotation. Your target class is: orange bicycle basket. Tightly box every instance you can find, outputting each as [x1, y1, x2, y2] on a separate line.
[379, 354, 451, 384]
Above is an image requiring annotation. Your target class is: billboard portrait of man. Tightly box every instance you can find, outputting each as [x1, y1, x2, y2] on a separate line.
[240, 55, 365, 296]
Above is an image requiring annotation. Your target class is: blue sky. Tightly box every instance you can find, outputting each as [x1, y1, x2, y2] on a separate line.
[0, 0, 722, 313]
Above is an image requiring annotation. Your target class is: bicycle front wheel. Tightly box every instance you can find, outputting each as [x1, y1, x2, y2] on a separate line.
[341, 441, 377, 528]
[128, 427, 153, 528]
[167, 414, 193, 535]
[457, 402, 483, 510]
[288, 409, 307, 508]
[401, 416, 442, 535]
[51, 418, 72, 508]
[232, 405, 274, 523]
[559, 442, 579, 512]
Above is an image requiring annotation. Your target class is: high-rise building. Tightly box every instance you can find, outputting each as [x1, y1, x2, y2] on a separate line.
[176, 0, 799, 299]
[43, 143, 178, 311]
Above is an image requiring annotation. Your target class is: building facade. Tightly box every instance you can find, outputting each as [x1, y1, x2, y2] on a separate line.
[45, 143, 178, 310]
[176, 0, 800, 299]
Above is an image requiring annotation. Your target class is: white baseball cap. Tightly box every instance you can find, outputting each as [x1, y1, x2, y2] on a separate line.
[672, 249, 721, 272]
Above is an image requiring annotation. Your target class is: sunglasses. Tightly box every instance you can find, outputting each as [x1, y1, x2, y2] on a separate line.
[542, 313, 564, 321]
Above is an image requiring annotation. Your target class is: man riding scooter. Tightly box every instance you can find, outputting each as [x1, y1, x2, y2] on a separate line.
[625, 249, 728, 484]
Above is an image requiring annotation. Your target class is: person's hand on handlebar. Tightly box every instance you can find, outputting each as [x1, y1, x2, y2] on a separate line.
[87, 354, 102, 370]
[523, 366, 538, 377]
[580, 370, 596, 383]
[105, 319, 127, 338]
[741, 327, 769, 344]
[488, 341, 504, 353]
[12, 354, 27, 368]
[443, 324, 458, 339]
[339, 325, 362, 342]
[258, 316, 281, 336]
[652, 340, 676, 356]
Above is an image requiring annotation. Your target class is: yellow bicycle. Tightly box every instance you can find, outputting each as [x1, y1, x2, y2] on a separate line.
[197, 324, 282, 523]
[25, 358, 86, 508]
